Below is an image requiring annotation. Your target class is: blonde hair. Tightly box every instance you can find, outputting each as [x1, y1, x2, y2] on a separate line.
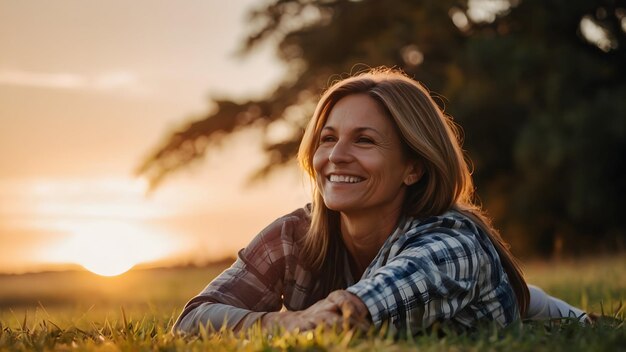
[298, 67, 529, 316]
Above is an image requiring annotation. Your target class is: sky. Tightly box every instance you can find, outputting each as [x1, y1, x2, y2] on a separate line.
[0, 0, 310, 274]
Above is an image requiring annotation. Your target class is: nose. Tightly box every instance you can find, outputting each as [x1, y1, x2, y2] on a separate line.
[328, 139, 353, 164]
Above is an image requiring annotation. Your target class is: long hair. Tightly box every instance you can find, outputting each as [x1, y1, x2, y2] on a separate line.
[297, 67, 529, 316]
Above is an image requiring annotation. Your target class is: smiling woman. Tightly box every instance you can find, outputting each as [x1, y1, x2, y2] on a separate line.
[172, 68, 589, 336]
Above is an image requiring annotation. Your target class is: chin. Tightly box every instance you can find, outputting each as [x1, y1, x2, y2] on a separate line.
[323, 200, 358, 213]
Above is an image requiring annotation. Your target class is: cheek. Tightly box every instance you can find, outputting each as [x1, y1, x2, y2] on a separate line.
[366, 155, 406, 185]
[312, 148, 327, 173]
[358, 153, 387, 177]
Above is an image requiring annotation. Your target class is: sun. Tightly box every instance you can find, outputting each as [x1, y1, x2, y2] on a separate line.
[44, 220, 177, 277]
[59, 229, 142, 277]
[79, 254, 137, 277]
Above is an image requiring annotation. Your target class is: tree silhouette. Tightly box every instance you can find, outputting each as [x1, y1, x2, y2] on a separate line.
[137, 0, 626, 256]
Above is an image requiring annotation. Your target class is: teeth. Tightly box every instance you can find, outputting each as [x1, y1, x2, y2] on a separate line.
[329, 175, 363, 183]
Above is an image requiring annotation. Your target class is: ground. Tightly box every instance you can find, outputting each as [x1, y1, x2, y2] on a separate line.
[0, 257, 624, 351]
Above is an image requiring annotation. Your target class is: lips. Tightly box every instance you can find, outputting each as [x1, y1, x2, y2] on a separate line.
[328, 174, 364, 183]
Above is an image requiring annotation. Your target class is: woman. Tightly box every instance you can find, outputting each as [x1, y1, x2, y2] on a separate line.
[173, 68, 586, 335]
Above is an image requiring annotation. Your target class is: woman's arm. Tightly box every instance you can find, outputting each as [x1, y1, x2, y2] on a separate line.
[174, 300, 267, 333]
[525, 285, 588, 323]
[172, 254, 283, 333]
[172, 209, 308, 334]
[261, 290, 371, 332]
[344, 231, 497, 335]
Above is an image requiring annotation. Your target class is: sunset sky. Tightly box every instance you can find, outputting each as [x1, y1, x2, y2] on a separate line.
[0, 0, 310, 275]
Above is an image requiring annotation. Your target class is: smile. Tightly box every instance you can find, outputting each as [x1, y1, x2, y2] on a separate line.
[328, 174, 364, 183]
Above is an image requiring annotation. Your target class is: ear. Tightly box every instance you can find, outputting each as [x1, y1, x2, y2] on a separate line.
[403, 160, 424, 186]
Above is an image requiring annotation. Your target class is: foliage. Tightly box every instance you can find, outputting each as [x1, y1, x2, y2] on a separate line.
[136, 0, 626, 256]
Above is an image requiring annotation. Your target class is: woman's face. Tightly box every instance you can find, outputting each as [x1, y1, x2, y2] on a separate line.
[313, 94, 419, 217]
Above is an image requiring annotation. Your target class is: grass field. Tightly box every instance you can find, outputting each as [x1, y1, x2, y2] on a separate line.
[1, 256, 624, 351]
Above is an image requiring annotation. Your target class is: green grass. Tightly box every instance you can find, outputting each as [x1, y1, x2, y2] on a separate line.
[1, 257, 624, 351]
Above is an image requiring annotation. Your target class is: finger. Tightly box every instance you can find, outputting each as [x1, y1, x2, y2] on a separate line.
[310, 311, 344, 329]
[344, 302, 369, 320]
[307, 298, 341, 315]
[326, 290, 351, 304]
[343, 313, 372, 332]
[337, 292, 370, 319]
[285, 316, 316, 332]
[327, 291, 365, 313]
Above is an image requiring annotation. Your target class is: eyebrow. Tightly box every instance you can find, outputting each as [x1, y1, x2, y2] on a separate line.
[321, 126, 385, 138]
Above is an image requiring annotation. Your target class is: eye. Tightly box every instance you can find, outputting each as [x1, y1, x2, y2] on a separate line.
[319, 134, 336, 143]
[356, 136, 374, 144]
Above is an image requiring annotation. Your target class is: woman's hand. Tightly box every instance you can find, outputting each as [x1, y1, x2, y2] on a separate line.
[261, 295, 341, 331]
[326, 290, 371, 331]
[261, 290, 371, 332]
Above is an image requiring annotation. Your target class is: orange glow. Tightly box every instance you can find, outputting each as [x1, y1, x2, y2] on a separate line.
[0, 0, 304, 275]
[80, 251, 136, 277]
[42, 220, 180, 277]
[28, 177, 180, 276]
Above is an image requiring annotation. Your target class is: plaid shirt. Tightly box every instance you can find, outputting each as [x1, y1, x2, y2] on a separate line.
[173, 206, 519, 334]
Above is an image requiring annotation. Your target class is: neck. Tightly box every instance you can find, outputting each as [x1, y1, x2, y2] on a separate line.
[340, 207, 402, 278]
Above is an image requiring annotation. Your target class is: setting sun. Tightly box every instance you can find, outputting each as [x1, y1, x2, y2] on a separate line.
[43, 220, 179, 277]
[81, 255, 136, 277]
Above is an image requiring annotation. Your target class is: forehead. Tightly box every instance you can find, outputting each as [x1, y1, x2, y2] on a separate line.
[324, 94, 394, 131]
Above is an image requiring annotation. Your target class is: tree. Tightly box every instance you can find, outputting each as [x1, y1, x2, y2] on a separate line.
[136, 0, 626, 256]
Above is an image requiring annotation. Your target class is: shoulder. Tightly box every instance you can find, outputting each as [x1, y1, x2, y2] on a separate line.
[394, 210, 492, 267]
[405, 210, 479, 237]
[403, 211, 481, 247]
[241, 205, 311, 258]
[261, 205, 311, 240]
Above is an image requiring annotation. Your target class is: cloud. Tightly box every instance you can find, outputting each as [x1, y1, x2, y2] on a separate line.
[0, 69, 86, 89]
[0, 69, 150, 97]
[93, 71, 138, 90]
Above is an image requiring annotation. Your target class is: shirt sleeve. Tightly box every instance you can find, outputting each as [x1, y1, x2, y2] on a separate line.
[526, 285, 588, 323]
[172, 210, 305, 334]
[346, 231, 481, 335]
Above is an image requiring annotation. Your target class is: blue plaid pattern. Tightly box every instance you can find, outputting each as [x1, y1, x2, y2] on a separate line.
[347, 212, 518, 334]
